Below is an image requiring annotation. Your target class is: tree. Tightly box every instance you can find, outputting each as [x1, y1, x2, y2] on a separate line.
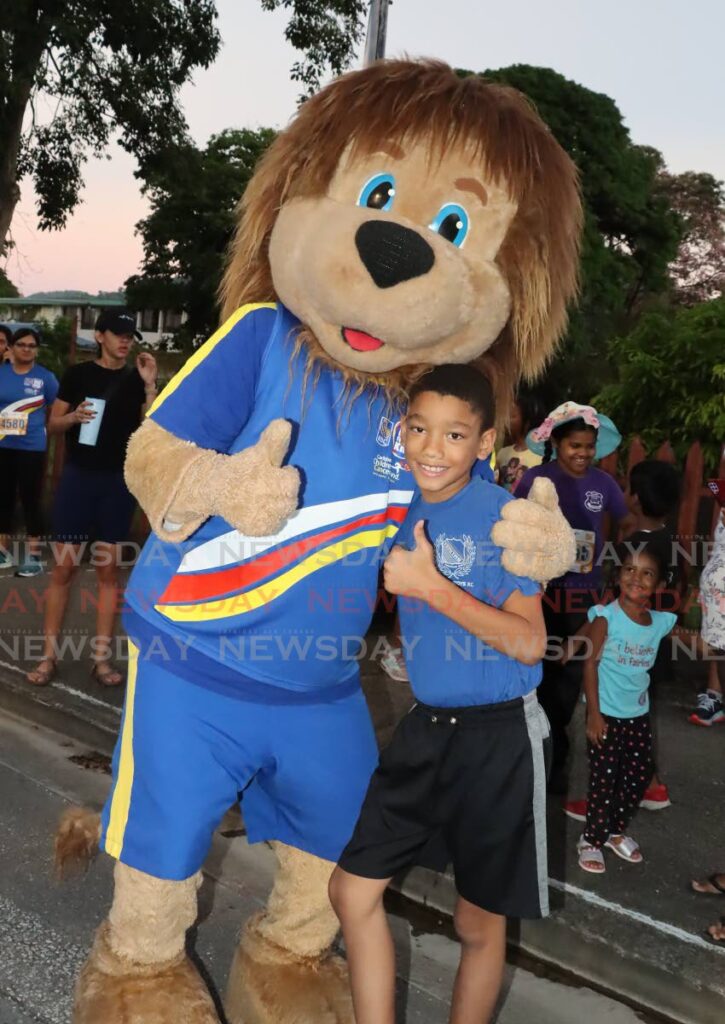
[0, 1, 221, 251]
[0, 267, 18, 298]
[125, 128, 276, 347]
[656, 171, 725, 305]
[460, 65, 683, 404]
[1, 2, 373, 253]
[261, 0, 368, 94]
[593, 298, 725, 472]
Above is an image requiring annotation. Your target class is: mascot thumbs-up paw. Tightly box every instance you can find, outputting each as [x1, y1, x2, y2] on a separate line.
[65, 60, 581, 1024]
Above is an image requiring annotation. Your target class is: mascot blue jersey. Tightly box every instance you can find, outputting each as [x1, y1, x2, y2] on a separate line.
[124, 304, 494, 703]
[124, 303, 415, 702]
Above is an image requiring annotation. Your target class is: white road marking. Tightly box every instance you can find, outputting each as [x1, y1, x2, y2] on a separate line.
[549, 878, 725, 954]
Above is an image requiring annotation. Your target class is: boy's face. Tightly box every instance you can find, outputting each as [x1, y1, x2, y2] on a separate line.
[402, 391, 496, 503]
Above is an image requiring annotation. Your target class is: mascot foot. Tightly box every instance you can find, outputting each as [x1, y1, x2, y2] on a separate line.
[74, 922, 220, 1024]
[225, 917, 353, 1024]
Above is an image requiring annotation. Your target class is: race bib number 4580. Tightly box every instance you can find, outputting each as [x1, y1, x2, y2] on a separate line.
[0, 414, 28, 436]
[571, 529, 595, 574]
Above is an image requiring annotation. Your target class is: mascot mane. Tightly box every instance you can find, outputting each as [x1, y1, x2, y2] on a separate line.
[219, 59, 581, 418]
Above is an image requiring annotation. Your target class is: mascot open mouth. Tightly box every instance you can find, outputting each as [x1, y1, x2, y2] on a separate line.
[341, 327, 385, 352]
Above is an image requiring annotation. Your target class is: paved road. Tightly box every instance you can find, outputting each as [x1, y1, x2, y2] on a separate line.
[0, 712, 654, 1024]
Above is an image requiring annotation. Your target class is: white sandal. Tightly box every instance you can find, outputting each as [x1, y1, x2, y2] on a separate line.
[577, 835, 605, 874]
[605, 834, 643, 863]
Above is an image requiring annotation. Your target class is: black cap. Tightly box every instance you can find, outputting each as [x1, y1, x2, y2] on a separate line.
[95, 309, 142, 340]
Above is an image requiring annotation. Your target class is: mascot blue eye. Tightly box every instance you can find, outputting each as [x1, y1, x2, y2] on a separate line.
[429, 203, 469, 247]
[358, 173, 396, 211]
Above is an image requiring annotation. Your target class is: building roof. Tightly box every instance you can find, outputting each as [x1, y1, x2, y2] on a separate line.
[0, 294, 125, 308]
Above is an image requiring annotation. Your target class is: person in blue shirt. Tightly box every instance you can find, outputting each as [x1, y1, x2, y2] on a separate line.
[576, 542, 676, 874]
[331, 364, 549, 1024]
[0, 327, 59, 576]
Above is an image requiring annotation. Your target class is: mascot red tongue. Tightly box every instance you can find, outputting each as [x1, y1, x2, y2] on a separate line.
[343, 327, 385, 351]
[60, 59, 580, 1024]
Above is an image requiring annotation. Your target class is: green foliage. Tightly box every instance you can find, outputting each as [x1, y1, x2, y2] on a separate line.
[593, 298, 725, 472]
[0, 268, 19, 298]
[34, 317, 74, 379]
[126, 128, 276, 347]
[459, 65, 683, 404]
[260, 0, 367, 95]
[1, 1, 221, 241]
[655, 171, 725, 305]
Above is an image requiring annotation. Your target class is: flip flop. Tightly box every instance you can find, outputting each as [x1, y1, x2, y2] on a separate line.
[90, 661, 124, 687]
[691, 874, 725, 896]
[26, 658, 57, 687]
[604, 834, 643, 864]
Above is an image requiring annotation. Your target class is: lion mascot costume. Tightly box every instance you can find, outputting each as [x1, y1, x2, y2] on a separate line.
[59, 59, 581, 1024]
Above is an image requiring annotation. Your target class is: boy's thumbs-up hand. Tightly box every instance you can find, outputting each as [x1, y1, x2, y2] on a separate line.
[384, 520, 439, 597]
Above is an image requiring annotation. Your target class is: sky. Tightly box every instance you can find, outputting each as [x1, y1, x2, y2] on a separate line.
[6, 0, 725, 296]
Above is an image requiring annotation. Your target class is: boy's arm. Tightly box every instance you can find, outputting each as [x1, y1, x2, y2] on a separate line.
[383, 520, 546, 666]
[582, 615, 608, 747]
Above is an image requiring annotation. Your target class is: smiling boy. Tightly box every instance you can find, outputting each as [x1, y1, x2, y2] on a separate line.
[329, 364, 550, 1024]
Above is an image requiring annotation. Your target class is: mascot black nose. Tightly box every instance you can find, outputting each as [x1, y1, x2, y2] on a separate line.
[355, 220, 435, 289]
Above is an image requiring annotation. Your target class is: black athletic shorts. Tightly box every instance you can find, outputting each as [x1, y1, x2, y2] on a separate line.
[338, 692, 552, 919]
[52, 463, 136, 544]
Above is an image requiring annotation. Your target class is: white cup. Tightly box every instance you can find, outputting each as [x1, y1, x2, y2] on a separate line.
[78, 397, 106, 446]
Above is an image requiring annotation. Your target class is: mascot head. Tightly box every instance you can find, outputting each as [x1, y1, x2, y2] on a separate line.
[220, 59, 581, 415]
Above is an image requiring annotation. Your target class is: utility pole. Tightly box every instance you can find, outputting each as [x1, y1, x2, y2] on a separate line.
[363, 0, 390, 65]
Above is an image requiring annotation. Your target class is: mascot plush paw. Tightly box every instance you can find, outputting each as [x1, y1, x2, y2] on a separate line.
[66, 59, 581, 1024]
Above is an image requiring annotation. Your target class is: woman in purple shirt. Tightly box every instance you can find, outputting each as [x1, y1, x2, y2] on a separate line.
[516, 402, 633, 793]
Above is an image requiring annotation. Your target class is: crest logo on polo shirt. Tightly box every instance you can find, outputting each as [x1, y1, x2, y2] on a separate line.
[584, 490, 604, 512]
[435, 533, 476, 580]
[24, 377, 42, 392]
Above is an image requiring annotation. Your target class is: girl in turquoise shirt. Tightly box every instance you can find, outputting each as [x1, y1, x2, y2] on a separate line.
[577, 541, 676, 873]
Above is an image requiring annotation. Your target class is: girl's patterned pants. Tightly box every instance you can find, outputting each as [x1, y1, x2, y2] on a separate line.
[584, 713, 653, 848]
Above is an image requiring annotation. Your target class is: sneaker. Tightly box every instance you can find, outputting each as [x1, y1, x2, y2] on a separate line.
[380, 645, 409, 683]
[639, 782, 672, 810]
[0, 549, 14, 569]
[14, 555, 43, 578]
[563, 798, 588, 822]
[689, 690, 725, 727]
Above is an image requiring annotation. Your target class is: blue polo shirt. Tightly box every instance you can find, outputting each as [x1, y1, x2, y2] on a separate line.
[0, 362, 58, 451]
[395, 476, 542, 707]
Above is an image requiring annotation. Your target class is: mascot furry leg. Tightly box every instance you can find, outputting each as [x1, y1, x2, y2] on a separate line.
[226, 845, 352, 1024]
[57, 813, 217, 1023]
[59, 818, 350, 1024]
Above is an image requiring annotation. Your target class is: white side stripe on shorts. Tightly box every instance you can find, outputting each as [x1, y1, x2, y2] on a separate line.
[523, 691, 550, 917]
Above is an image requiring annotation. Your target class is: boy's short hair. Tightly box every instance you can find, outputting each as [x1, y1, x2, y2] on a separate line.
[629, 460, 681, 519]
[408, 364, 495, 430]
[0, 325, 13, 347]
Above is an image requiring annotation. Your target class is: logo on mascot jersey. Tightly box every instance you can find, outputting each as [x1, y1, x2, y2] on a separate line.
[584, 490, 604, 513]
[391, 421, 406, 460]
[435, 533, 476, 581]
[376, 416, 394, 447]
[373, 415, 408, 481]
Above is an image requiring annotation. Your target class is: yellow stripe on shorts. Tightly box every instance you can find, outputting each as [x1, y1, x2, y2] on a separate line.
[104, 642, 139, 859]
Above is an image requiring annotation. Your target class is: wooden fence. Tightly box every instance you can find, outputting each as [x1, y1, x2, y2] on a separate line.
[599, 438, 725, 546]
